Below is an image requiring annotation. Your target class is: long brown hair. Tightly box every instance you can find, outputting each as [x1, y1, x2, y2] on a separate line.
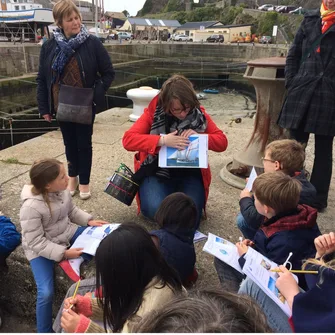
[29, 159, 62, 213]
[159, 75, 200, 114]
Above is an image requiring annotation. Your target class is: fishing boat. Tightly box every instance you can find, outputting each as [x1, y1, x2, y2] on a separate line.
[0, 9, 54, 42]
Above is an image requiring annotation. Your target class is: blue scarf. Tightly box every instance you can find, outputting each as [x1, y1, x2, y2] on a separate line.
[52, 24, 90, 80]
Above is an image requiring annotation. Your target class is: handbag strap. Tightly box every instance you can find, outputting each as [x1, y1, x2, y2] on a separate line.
[300, 29, 333, 65]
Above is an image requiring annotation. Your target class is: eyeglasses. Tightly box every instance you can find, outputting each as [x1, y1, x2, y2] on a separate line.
[261, 157, 275, 163]
[170, 106, 191, 115]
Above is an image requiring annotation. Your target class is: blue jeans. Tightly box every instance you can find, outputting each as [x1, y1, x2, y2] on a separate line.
[238, 278, 292, 333]
[236, 213, 258, 240]
[139, 175, 205, 229]
[30, 226, 90, 333]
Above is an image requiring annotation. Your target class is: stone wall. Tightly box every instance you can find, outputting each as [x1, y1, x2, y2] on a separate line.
[0, 42, 289, 78]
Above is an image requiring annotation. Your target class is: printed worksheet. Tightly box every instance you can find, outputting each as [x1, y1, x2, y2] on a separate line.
[194, 230, 207, 243]
[243, 247, 297, 316]
[245, 166, 258, 191]
[203, 233, 243, 273]
[71, 223, 120, 256]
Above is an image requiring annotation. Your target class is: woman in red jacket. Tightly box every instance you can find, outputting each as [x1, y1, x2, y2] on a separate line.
[122, 75, 228, 228]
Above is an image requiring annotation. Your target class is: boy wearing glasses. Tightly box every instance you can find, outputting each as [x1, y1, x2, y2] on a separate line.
[237, 139, 316, 240]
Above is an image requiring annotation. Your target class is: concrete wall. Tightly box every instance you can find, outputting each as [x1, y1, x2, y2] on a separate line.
[0, 43, 289, 78]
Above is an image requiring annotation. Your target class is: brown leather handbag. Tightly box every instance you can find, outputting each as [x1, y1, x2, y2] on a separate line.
[56, 84, 94, 125]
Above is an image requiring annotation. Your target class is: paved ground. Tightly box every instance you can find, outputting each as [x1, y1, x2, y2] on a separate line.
[0, 91, 334, 332]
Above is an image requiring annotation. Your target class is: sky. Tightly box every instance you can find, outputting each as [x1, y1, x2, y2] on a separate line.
[104, 0, 147, 16]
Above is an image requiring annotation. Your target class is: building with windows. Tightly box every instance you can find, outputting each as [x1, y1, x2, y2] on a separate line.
[175, 21, 252, 42]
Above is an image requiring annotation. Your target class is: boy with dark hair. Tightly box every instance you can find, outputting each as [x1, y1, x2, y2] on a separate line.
[238, 139, 316, 240]
[215, 172, 320, 292]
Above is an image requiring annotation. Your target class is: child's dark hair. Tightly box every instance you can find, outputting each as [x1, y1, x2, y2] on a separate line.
[29, 158, 63, 212]
[154, 192, 197, 231]
[253, 171, 301, 213]
[95, 222, 183, 333]
[131, 288, 272, 333]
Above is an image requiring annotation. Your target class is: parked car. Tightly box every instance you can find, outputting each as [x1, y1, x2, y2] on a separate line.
[277, 5, 297, 13]
[172, 34, 193, 42]
[289, 7, 306, 14]
[267, 6, 277, 11]
[117, 32, 132, 40]
[260, 35, 272, 44]
[207, 34, 224, 43]
[258, 4, 273, 11]
[275, 5, 285, 12]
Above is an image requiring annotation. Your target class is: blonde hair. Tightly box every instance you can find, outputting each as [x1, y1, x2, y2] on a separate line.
[159, 75, 200, 114]
[266, 139, 305, 176]
[253, 171, 301, 213]
[29, 159, 63, 213]
[53, 0, 81, 26]
[302, 251, 335, 285]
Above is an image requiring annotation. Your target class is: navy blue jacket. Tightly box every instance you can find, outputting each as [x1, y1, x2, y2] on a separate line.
[291, 262, 335, 332]
[240, 171, 317, 232]
[0, 215, 21, 257]
[36, 35, 115, 116]
[151, 229, 196, 283]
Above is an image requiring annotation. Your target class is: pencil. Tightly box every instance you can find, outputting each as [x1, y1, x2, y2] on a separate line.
[68, 279, 81, 311]
[270, 269, 318, 274]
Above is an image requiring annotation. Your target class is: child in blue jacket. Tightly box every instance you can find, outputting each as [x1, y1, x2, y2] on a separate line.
[150, 192, 197, 286]
[0, 213, 21, 268]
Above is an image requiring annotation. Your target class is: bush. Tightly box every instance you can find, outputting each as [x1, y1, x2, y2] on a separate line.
[258, 11, 279, 35]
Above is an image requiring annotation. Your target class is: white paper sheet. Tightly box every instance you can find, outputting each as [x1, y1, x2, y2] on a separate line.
[71, 223, 120, 256]
[159, 134, 208, 168]
[203, 233, 243, 273]
[245, 166, 257, 192]
[194, 230, 207, 243]
[243, 247, 297, 316]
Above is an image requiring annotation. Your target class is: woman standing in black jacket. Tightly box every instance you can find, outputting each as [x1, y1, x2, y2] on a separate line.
[37, 0, 114, 200]
[278, 0, 335, 211]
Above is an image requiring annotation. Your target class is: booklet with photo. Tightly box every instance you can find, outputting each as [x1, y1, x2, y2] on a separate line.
[203, 233, 243, 273]
[158, 134, 208, 169]
[71, 223, 120, 256]
[242, 247, 298, 317]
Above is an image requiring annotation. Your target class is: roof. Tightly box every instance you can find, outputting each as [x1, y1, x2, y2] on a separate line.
[213, 24, 253, 28]
[175, 21, 221, 30]
[127, 18, 181, 27]
[104, 11, 127, 19]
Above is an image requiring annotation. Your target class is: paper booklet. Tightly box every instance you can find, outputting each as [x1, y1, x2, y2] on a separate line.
[71, 223, 120, 256]
[159, 134, 208, 169]
[194, 230, 207, 243]
[203, 233, 298, 316]
[245, 166, 257, 192]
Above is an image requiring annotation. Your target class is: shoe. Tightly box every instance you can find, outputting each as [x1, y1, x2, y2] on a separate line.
[68, 177, 79, 197]
[79, 191, 91, 200]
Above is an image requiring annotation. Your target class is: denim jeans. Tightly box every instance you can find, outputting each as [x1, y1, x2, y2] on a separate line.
[236, 213, 258, 240]
[30, 226, 90, 333]
[214, 257, 244, 292]
[59, 118, 95, 185]
[139, 175, 205, 229]
[238, 278, 292, 333]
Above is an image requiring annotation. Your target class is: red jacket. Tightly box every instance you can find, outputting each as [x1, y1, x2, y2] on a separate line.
[122, 95, 228, 213]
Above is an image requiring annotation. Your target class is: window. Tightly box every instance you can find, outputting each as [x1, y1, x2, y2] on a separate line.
[21, 5, 25, 9]
[14, 5, 19, 10]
